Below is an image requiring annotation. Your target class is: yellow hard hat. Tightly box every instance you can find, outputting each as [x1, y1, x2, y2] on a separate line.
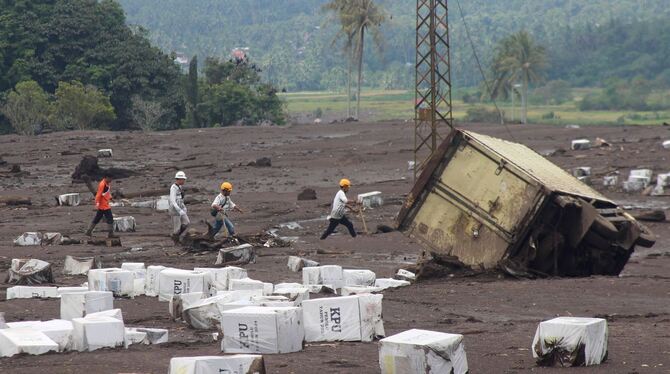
[220, 182, 233, 191]
[339, 178, 351, 187]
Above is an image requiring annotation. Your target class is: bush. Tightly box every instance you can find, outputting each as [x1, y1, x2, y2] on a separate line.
[314, 107, 323, 118]
[465, 106, 502, 123]
[1, 81, 50, 135]
[541, 111, 558, 119]
[531, 80, 573, 105]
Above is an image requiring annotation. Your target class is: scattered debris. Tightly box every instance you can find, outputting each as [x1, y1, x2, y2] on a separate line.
[220, 306, 303, 354]
[71, 155, 134, 182]
[375, 224, 396, 234]
[97, 149, 113, 158]
[374, 278, 410, 290]
[0, 196, 31, 206]
[279, 222, 303, 230]
[395, 269, 416, 282]
[229, 278, 273, 296]
[662, 140, 670, 149]
[297, 188, 317, 200]
[379, 329, 468, 374]
[533, 317, 608, 367]
[633, 210, 666, 222]
[357, 191, 383, 208]
[86, 237, 122, 247]
[340, 286, 383, 296]
[603, 174, 618, 187]
[408, 161, 415, 171]
[287, 256, 320, 272]
[303, 294, 384, 342]
[215, 244, 256, 266]
[55, 193, 81, 206]
[6, 259, 55, 285]
[623, 169, 653, 193]
[249, 157, 272, 167]
[593, 137, 610, 147]
[571, 139, 591, 150]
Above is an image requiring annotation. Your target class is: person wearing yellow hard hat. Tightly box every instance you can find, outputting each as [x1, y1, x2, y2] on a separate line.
[320, 178, 359, 240]
[209, 181, 244, 238]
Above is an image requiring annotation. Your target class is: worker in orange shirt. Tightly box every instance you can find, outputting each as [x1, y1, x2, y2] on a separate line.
[85, 173, 118, 238]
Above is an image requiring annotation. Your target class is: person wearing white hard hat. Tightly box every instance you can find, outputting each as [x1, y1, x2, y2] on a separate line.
[169, 171, 190, 244]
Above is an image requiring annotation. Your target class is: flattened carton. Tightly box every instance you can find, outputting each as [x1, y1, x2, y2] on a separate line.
[397, 129, 653, 276]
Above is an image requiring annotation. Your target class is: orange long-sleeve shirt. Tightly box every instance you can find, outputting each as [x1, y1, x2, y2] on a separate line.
[95, 179, 112, 211]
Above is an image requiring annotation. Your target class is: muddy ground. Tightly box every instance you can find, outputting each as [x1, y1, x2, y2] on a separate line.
[0, 121, 668, 374]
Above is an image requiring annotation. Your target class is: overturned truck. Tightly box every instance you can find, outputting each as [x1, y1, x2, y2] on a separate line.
[397, 130, 655, 277]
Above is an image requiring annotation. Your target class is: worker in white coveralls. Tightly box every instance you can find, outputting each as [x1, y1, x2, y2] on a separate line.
[320, 178, 359, 240]
[209, 181, 244, 238]
[169, 171, 189, 243]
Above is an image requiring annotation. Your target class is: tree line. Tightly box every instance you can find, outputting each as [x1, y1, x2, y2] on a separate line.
[0, 0, 285, 135]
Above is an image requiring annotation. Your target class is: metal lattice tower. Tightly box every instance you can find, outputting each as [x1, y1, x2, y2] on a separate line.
[414, 0, 454, 180]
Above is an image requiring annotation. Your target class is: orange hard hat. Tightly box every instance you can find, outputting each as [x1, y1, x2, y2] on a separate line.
[339, 178, 351, 187]
[221, 182, 233, 191]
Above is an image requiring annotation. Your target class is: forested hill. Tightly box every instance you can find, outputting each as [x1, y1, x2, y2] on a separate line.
[117, 0, 670, 90]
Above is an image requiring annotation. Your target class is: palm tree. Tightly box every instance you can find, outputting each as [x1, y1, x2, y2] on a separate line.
[323, 0, 357, 118]
[324, 0, 386, 120]
[490, 31, 548, 124]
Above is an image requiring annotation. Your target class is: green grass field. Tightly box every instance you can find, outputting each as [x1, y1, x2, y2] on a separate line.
[281, 89, 670, 126]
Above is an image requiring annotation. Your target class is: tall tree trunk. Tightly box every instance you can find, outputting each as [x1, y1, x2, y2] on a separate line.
[522, 74, 528, 124]
[347, 48, 352, 118]
[356, 27, 365, 120]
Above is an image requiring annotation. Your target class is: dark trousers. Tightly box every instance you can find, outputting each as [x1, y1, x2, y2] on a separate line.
[320, 216, 357, 240]
[92, 209, 113, 224]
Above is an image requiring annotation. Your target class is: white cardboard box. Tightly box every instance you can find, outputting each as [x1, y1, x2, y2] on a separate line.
[357, 191, 384, 208]
[145, 265, 167, 297]
[88, 268, 134, 297]
[155, 195, 170, 211]
[302, 265, 344, 289]
[379, 329, 468, 374]
[121, 262, 146, 296]
[229, 278, 273, 296]
[169, 355, 265, 374]
[132, 327, 169, 345]
[98, 149, 113, 158]
[56, 193, 81, 207]
[532, 317, 608, 366]
[86, 308, 123, 321]
[194, 266, 248, 294]
[60, 291, 114, 320]
[571, 139, 591, 150]
[221, 306, 304, 354]
[6, 320, 73, 351]
[124, 328, 147, 348]
[215, 244, 255, 265]
[158, 268, 207, 302]
[302, 294, 384, 342]
[343, 269, 376, 286]
[71, 315, 125, 351]
[375, 278, 410, 290]
[57, 286, 88, 296]
[272, 286, 310, 304]
[0, 328, 59, 357]
[169, 292, 206, 319]
[341, 286, 383, 296]
[287, 256, 319, 272]
[6, 286, 59, 300]
[113, 216, 136, 232]
[221, 296, 294, 312]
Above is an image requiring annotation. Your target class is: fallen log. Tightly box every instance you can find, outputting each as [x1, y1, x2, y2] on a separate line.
[633, 210, 666, 222]
[0, 196, 32, 206]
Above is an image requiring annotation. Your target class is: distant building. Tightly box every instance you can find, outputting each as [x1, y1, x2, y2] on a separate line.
[174, 52, 189, 68]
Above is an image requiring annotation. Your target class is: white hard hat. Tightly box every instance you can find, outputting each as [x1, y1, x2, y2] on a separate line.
[175, 171, 187, 180]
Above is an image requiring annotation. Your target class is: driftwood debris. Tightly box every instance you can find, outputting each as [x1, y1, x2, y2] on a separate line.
[0, 196, 32, 206]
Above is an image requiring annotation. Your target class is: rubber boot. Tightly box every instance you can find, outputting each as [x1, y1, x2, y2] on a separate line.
[85, 222, 96, 237]
[107, 223, 119, 239]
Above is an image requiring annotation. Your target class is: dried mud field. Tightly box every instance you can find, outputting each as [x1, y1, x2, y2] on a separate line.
[0, 121, 669, 373]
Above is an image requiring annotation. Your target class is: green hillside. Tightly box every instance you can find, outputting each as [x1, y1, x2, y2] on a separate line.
[117, 0, 670, 90]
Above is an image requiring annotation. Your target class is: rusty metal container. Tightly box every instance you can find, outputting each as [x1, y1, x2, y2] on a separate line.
[397, 130, 653, 276]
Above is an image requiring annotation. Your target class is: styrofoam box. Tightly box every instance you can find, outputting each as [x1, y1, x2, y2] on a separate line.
[6, 286, 59, 300]
[571, 139, 591, 150]
[124, 328, 147, 348]
[145, 265, 167, 297]
[379, 329, 468, 374]
[132, 327, 169, 345]
[0, 328, 59, 357]
[302, 294, 384, 342]
[341, 286, 383, 296]
[343, 269, 376, 287]
[71, 316, 125, 352]
[6, 320, 73, 351]
[57, 286, 88, 296]
[88, 268, 134, 297]
[375, 278, 410, 290]
[121, 262, 146, 296]
[194, 266, 248, 295]
[113, 216, 136, 232]
[216, 289, 264, 299]
[98, 149, 113, 157]
[60, 291, 114, 320]
[169, 292, 206, 319]
[357, 191, 383, 208]
[169, 355, 265, 374]
[221, 296, 294, 312]
[156, 195, 170, 211]
[532, 317, 608, 366]
[158, 269, 207, 302]
[86, 308, 123, 321]
[302, 265, 344, 289]
[57, 193, 81, 207]
[229, 278, 273, 296]
[221, 306, 304, 354]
